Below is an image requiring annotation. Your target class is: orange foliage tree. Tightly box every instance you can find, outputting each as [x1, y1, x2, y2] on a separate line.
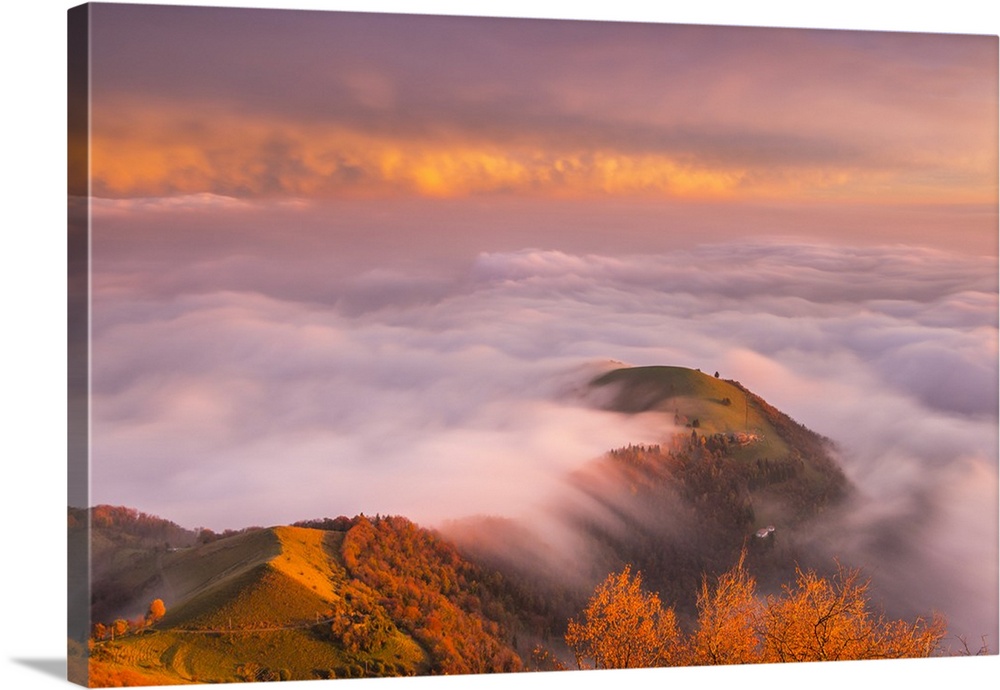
[566, 551, 947, 669]
[91, 622, 108, 641]
[147, 598, 166, 623]
[565, 565, 681, 669]
[111, 618, 129, 640]
[683, 550, 762, 665]
[758, 564, 946, 662]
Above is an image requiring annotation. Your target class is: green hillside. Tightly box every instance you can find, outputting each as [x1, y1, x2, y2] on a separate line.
[590, 365, 847, 493]
[593, 364, 742, 408]
[86, 517, 529, 685]
[591, 365, 788, 459]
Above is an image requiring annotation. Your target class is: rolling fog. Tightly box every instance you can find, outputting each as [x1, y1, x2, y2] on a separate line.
[87, 201, 998, 646]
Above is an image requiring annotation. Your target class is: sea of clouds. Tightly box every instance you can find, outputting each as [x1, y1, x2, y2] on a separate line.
[88, 235, 997, 645]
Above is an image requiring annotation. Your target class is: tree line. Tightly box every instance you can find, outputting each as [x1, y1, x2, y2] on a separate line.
[91, 599, 166, 644]
[565, 551, 947, 669]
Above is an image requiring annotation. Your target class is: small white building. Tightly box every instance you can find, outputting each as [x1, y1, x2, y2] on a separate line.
[755, 525, 775, 538]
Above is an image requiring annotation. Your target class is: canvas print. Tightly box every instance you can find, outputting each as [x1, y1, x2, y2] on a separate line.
[67, 2, 999, 687]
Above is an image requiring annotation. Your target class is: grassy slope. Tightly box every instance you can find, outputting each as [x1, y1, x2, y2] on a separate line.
[269, 526, 344, 601]
[594, 365, 791, 462]
[160, 526, 349, 630]
[89, 525, 427, 685]
[157, 528, 280, 627]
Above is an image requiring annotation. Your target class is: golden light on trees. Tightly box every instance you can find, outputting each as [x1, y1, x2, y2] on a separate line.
[685, 550, 762, 665]
[758, 564, 947, 662]
[565, 565, 681, 669]
[111, 619, 129, 639]
[566, 551, 948, 670]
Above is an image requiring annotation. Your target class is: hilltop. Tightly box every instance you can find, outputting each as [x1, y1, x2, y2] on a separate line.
[589, 365, 848, 515]
[450, 365, 852, 622]
[584, 366, 849, 601]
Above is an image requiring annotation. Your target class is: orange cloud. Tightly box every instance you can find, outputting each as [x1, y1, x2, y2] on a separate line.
[87, 100, 996, 204]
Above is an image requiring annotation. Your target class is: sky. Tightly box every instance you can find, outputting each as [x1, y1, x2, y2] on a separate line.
[85, 4, 997, 208]
[0, 0, 997, 687]
[68, 0, 1000, 666]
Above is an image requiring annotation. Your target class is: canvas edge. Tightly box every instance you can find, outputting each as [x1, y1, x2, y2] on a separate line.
[67, 3, 92, 687]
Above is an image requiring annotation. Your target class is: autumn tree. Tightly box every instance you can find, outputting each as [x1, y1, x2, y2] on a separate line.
[328, 585, 392, 654]
[683, 550, 762, 666]
[147, 598, 166, 623]
[91, 622, 108, 641]
[111, 618, 129, 640]
[758, 564, 947, 662]
[567, 551, 947, 669]
[565, 565, 681, 669]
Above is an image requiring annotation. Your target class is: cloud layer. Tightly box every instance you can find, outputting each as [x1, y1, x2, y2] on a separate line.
[90, 239, 997, 518]
[88, 223, 997, 644]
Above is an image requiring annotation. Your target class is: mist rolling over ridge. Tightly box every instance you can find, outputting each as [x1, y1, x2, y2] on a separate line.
[87, 226, 998, 647]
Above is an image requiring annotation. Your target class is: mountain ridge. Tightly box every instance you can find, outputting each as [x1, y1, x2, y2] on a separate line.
[74, 364, 860, 684]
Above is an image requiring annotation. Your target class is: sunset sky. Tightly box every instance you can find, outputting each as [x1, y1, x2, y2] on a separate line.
[78, 2, 998, 646]
[87, 4, 997, 207]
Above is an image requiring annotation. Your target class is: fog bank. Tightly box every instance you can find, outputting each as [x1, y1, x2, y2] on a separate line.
[90, 236, 997, 644]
